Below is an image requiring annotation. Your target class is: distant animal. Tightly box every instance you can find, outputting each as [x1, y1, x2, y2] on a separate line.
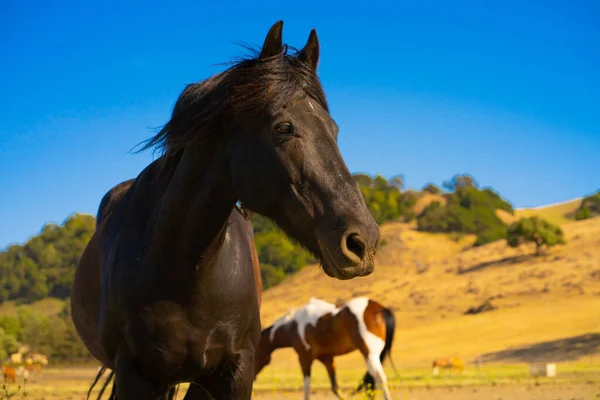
[432, 357, 465, 375]
[24, 362, 43, 377]
[3, 366, 16, 384]
[72, 19, 380, 400]
[9, 353, 22, 365]
[16, 366, 29, 379]
[28, 353, 49, 366]
[255, 297, 397, 400]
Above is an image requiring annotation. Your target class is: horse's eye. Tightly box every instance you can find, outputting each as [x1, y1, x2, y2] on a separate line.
[276, 123, 293, 135]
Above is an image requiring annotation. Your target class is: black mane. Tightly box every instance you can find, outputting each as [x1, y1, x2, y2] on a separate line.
[139, 45, 329, 157]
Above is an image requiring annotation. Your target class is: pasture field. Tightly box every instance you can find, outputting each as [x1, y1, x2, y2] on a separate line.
[1, 363, 598, 399]
[2, 203, 599, 399]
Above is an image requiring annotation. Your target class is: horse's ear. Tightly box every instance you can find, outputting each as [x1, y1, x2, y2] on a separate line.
[298, 29, 320, 70]
[259, 20, 284, 60]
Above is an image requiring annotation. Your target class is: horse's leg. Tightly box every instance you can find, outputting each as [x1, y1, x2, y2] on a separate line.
[181, 383, 212, 400]
[298, 353, 313, 400]
[318, 356, 342, 399]
[114, 347, 158, 400]
[186, 349, 256, 400]
[363, 352, 392, 400]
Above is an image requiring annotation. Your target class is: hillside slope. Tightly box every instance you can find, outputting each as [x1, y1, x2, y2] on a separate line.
[259, 214, 600, 369]
[514, 198, 582, 225]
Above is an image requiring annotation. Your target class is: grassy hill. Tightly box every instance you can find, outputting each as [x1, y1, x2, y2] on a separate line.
[257, 208, 600, 378]
[514, 198, 583, 225]
[0, 298, 66, 318]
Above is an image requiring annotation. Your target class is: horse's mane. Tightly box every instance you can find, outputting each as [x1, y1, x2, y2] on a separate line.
[137, 45, 328, 163]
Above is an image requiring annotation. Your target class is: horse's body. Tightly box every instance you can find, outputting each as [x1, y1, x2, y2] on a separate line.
[72, 20, 380, 400]
[255, 297, 397, 400]
[85, 179, 263, 399]
[96, 179, 263, 307]
[432, 357, 464, 375]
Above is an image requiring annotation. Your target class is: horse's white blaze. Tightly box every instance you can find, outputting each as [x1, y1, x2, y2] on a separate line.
[269, 297, 339, 350]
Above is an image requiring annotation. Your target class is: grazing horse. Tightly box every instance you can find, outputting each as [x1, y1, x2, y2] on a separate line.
[3, 366, 16, 384]
[431, 357, 465, 375]
[71, 20, 380, 400]
[255, 297, 397, 400]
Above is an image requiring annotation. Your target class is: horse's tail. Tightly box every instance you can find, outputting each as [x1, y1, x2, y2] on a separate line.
[166, 384, 180, 400]
[380, 307, 399, 378]
[86, 366, 179, 400]
[86, 366, 115, 400]
[354, 306, 398, 393]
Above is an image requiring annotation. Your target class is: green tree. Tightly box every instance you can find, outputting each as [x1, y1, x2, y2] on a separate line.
[417, 176, 510, 245]
[507, 216, 566, 256]
[260, 264, 287, 289]
[416, 202, 449, 232]
[575, 206, 591, 220]
[0, 213, 95, 304]
[0, 328, 20, 361]
[574, 190, 600, 220]
[422, 183, 441, 194]
[0, 316, 21, 337]
[443, 174, 477, 191]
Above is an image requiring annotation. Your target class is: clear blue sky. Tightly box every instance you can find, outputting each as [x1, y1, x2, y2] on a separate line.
[1, 1, 598, 248]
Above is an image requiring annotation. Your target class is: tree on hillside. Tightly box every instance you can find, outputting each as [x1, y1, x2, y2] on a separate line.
[417, 175, 512, 246]
[390, 175, 404, 191]
[0, 328, 19, 362]
[0, 213, 95, 304]
[442, 174, 477, 191]
[422, 183, 441, 194]
[575, 190, 600, 220]
[506, 216, 566, 256]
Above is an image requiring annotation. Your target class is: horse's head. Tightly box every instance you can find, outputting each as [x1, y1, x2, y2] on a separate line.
[227, 21, 380, 280]
[146, 21, 380, 279]
[254, 327, 274, 377]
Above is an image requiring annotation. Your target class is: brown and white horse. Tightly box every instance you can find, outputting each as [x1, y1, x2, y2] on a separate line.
[255, 297, 397, 400]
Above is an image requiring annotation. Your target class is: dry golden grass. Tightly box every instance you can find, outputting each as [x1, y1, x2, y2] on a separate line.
[412, 193, 447, 216]
[0, 298, 65, 317]
[514, 198, 582, 225]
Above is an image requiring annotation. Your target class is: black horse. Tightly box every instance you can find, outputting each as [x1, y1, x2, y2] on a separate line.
[72, 20, 380, 400]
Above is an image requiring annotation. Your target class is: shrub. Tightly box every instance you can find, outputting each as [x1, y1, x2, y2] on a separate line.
[574, 191, 600, 220]
[417, 177, 510, 246]
[422, 183, 441, 194]
[507, 216, 566, 255]
[575, 206, 591, 221]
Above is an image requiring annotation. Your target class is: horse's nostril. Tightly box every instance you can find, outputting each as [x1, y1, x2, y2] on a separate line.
[345, 233, 366, 261]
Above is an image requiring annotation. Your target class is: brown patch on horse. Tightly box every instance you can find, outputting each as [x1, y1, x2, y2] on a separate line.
[304, 308, 361, 358]
[363, 300, 386, 342]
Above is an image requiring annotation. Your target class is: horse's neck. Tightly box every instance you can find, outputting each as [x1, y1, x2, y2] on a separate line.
[270, 324, 296, 350]
[146, 145, 236, 266]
